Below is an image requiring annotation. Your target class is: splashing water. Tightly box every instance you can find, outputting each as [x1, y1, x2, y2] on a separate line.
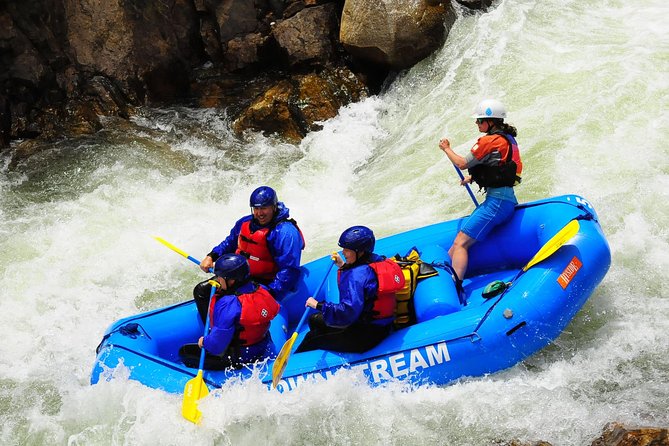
[1, 0, 668, 444]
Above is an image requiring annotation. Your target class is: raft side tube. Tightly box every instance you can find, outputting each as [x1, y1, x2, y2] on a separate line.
[413, 245, 461, 322]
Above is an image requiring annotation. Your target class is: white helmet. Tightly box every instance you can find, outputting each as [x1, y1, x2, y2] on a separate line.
[473, 99, 507, 120]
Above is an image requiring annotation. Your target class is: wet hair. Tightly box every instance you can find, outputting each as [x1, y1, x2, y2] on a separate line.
[489, 118, 517, 137]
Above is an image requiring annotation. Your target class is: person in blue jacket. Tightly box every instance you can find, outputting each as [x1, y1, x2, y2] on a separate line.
[295, 226, 403, 353]
[193, 186, 304, 321]
[179, 254, 280, 370]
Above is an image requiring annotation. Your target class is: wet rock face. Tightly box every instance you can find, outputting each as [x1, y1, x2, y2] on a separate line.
[232, 66, 368, 143]
[591, 423, 669, 446]
[1, 0, 493, 150]
[271, 4, 339, 66]
[339, 0, 456, 70]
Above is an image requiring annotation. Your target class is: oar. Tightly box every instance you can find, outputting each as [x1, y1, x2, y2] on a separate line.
[520, 219, 580, 274]
[484, 219, 581, 298]
[271, 259, 336, 388]
[152, 236, 213, 273]
[476, 219, 581, 330]
[182, 282, 218, 424]
[453, 164, 479, 208]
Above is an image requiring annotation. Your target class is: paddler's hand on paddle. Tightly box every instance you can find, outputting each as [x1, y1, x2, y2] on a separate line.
[331, 251, 344, 267]
[198, 336, 204, 348]
[305, 297, 321, 310]
[460, 175, 473, 186]
[439, 137, 467, 170]
[438, 138, 451, 153]
[199, 255, 214, 273]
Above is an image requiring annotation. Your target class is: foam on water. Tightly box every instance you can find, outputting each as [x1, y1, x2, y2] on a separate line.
[1, 0, 668, 444]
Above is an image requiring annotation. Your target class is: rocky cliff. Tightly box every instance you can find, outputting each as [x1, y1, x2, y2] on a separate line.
[0, 0, 485, 150]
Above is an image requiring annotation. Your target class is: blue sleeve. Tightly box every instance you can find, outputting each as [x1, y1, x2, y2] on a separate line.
[202, 296, 241, 355]
[265, 221, 304, 299]
[321, 265, 376, 328]
[209, 216, 251, 259]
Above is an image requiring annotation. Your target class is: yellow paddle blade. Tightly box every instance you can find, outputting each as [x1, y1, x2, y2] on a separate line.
[152, 236, 189, 259]
[182, 370, 209, 424]
[271, 332, 298, 388]
[523, 220, 580, 272]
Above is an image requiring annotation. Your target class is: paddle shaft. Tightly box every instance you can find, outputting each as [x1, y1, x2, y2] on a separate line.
[511, 219, 580, 284]
[293, 259, 336, 336]
[473, 219, 580, 334]
[152, 236, 214, 274]
[453, 164, 479, 208]
[181, 281, 217, 423]
[271, 259, 337, 388]
[198, 285, 216, 370]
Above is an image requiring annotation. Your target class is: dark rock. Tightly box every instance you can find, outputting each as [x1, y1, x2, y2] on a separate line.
[232, 66, 367, 143]
[272, 4, 339, 67]
[224, 33, 268, 72]
[340, 0, 456, 70]
[0, 0, 480, 150]
[455, 0, 495, 10]
[591, 422, 669, 446]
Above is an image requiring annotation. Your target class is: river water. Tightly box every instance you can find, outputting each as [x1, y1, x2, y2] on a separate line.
[1, 0, 668, 444]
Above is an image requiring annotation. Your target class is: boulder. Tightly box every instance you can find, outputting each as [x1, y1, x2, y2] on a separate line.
[64, 0, 202, 102]
[591, 422, 669, 446]
[272, 3, 339, 66]
[339, 0, 456, 70]
[232, 66, 367, 143]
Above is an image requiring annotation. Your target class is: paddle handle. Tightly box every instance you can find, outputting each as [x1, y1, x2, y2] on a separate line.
[152, 236, 214, 273]
[294, 258, 337, 334]
[186, 254, 214, 274]
[197, 285, 217, 371]
[453, 164, 479, 208]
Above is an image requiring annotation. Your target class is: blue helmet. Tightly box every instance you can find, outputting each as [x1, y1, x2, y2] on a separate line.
[338, 226, 375, 253]
[214, 254, 250, 282]
[250, 186, 278, 208]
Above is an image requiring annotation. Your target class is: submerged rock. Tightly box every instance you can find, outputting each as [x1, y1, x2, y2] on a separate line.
[592, 422, 669, 446]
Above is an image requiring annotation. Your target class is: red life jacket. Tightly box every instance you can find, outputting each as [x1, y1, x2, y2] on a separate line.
[236, 218, 305, 281]
[209, 284, 280, 346]
[368, 259, 406, 320]
[237, 221, 276, 281]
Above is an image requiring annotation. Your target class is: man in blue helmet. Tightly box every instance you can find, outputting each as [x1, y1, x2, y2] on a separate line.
[179, 254, 280, 370]
[194, 186, 305, 319]
[295, 225, 404, 353]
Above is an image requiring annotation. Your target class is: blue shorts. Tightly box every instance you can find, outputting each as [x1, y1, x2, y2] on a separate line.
[461, 196, 515, 241]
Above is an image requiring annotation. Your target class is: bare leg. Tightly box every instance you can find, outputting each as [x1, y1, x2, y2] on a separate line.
[448, 231, 477, 281]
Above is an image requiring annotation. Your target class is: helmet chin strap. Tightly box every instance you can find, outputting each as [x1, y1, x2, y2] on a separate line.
[484, 120, 500, 135]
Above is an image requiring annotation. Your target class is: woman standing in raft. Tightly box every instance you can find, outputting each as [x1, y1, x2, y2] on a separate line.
[439, 99, 523, 290]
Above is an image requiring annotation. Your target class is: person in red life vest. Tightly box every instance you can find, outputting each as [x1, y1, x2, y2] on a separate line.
[295, 226, 404, 353]
[439, 99, 523, 290]
[193, 186, 304, 321]
[179, 254, 280, 370]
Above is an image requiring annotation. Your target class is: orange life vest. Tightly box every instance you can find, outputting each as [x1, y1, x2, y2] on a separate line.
[368, 259, 406, 320]
[469, 132, 522, 188]
[209, 284, 280, 346]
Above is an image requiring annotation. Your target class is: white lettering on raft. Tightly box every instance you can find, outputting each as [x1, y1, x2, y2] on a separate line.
[272, 341, 451, 392]
[369, 342, 451, 382]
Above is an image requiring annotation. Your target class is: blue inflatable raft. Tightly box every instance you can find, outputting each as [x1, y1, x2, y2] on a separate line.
[91, 195, 610, 393]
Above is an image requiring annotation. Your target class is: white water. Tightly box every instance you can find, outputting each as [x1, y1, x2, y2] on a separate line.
[1, 0, 668, 444]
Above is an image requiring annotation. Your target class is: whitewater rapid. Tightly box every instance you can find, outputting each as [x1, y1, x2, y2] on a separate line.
[1, 0, 668, 444]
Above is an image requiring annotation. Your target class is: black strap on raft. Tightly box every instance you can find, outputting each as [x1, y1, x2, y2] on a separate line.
[95, 322, 151, 354]
[430, 261, 466, 306]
